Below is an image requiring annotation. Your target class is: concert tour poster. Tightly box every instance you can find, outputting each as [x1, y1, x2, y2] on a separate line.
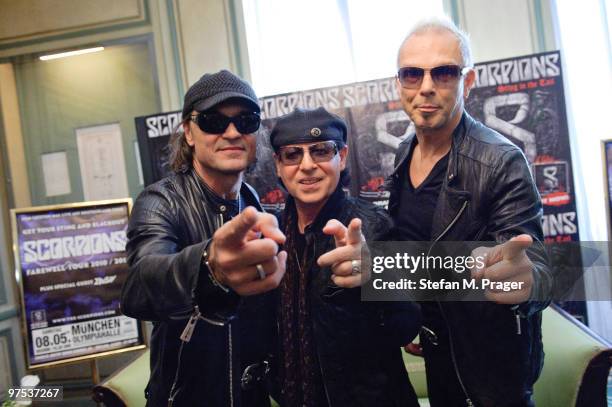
[11, 199, 145, 368]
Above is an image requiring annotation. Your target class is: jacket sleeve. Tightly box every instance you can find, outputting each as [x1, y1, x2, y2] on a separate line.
[120, 188, 238, 322]
[487, 148, 553, 315]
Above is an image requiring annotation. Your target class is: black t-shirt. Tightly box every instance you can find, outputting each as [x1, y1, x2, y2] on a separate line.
[394, 141, 449, 241]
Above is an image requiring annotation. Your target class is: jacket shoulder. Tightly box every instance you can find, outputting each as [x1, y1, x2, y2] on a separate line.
[396, 134, 415, 154]
[131, 173, 189, 223]
[460, 115, 524, 167]
[141, 172, 184, 196]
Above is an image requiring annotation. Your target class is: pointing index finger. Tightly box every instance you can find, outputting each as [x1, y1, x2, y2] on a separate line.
[322, 219, 348, 247]
[252, 212, 286, 245]
[501, 234, 532, 261]
[215, 206, 259, 247]
[346, 218, 363, 246]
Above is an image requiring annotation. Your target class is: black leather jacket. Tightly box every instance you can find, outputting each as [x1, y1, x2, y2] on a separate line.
[121, 169, 274, 407]
[276, 188, 421, 406]
[386, 113, 552, 407]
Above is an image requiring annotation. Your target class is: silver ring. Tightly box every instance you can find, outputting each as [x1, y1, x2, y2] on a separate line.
[256, 264, 266, 280]
[351, 260, 361, 275]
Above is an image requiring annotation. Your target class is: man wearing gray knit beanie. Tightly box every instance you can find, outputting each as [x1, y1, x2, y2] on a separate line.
[122, 70, 286, 406]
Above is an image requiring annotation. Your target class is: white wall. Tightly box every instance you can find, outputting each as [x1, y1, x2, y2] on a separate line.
[551, 0, 612, 340]
[175, 0, 251, 88]
[454, 0, 555, 63]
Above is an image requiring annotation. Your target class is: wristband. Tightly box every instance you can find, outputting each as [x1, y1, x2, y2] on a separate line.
[203, 248, 230, 293]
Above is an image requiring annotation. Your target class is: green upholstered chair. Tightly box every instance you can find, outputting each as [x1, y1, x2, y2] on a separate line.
[92, 350, 149, 407]
[92, 305, 611, 406]
[403, 349, 430, 406]
[401, 304, 612, 407]
[533, 304, 611, 407]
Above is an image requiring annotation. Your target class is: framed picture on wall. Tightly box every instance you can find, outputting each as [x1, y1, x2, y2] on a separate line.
[75, 123, 129, 201]
[602, 140, 612, 239]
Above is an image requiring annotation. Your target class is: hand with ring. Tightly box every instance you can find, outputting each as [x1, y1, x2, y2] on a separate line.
[351, 259, 361, 276]
[317, 218, 370, 288]
[208, 207, 288, 295]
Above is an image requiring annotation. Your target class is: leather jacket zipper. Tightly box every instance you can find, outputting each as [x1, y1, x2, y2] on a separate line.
[511, 305, 522, 335]
[192, 212, 236, 406]
[217, 213, 224, 230]
[229, 322, 234, 407]
[429, 200, 469, 247]
[169, 199, 238, 406]
[169, 306, 202, 406]
[316, 348, 333, 406]
[179, 306, 202, 342]
[218, 213, 235, 406]
[427, 201, 474, 407]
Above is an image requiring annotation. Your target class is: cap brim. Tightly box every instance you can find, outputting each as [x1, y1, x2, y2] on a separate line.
[194, 92, 260, 113]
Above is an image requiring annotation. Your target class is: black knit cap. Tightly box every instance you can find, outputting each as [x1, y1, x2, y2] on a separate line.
[181, 70, 260, 119]
[270, 107, 347, 149]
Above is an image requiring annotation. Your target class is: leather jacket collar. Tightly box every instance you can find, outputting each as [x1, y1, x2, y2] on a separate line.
[190, 169, 241, 218]
[284, 185, 347, 238]
[391, 112, 468, 188]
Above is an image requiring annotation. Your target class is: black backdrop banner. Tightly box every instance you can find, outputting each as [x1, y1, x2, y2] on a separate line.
[134, 50, 580, 242]
[466, 51, 579, 243]
[134, 50, 585, 320]
[134, 111, 181, 185]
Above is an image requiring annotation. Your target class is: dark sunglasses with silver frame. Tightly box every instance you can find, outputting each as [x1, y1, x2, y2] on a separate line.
[277, 140, 341, 166]
[190, 111, 261, 134]
[397, 64, 471, 89]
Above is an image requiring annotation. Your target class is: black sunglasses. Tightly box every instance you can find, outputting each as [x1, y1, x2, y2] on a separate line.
[397, 65, 471, 89]
[190, 111, 261, 134]
[277, 141, 340, 166]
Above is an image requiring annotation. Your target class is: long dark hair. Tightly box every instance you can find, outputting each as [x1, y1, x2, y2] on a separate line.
[167, 117, 193, 173]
